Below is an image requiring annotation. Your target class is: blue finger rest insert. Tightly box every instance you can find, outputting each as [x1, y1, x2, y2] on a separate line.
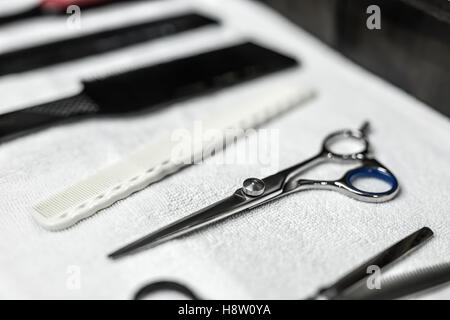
[346, 167, 397, 195]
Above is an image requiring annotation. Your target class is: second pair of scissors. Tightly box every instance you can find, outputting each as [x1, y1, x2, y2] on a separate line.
[109, 122, 400, 259]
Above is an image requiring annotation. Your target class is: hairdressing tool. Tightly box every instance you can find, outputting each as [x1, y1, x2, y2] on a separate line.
[108, 122, 400, 259]
[0, 12, 218, 77]
[340, 261, 450, 300]
[131, 228, 447, 300]
[310, 226, 436, 300]
[0, 0, 143, 27]
[0, 42, 297, 143]
[31, 78, 314, 230]
[134, 281, 201, 300]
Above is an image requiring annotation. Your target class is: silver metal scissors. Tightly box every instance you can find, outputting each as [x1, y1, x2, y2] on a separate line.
[109, 122, 400, 259]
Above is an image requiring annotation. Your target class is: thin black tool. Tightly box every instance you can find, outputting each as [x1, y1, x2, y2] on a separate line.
[0, 12, 218, 76]
[129, 227, 445, 300]
[309, 226, 434, 299]
[0, 42, 298, 143]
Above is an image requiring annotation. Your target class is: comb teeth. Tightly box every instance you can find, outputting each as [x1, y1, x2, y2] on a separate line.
[30, 94, 99, 117]
[35, 175, 118, 218]
[31, 79, 315, 230]
[0, 93, 99, 143]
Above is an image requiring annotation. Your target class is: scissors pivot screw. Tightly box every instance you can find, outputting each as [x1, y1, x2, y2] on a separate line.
[242, 178, 265, 197]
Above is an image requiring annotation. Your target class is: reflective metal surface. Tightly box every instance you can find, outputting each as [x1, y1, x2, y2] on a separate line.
[242, 178, 266, 196]
[310, 227, 434, 300]
[109, 122, 400, 259]
[338, 261, 450, 300]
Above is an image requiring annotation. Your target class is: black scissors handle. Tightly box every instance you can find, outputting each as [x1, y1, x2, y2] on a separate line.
[134, 281, 201, 300]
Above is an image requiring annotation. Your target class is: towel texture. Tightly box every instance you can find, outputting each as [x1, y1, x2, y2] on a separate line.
[0, 0, 449, 299]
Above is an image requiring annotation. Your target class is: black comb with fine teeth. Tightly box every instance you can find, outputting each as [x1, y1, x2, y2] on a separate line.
[0, 12, 218, 76]
[0, 42, 299, 143]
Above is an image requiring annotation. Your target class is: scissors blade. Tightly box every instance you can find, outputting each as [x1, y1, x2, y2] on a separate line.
[108, 192, 248, 259]
[312, 226, 434, 299]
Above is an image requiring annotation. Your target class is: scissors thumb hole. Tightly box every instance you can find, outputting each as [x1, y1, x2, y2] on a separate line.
[345, 167, 397, 194]
[324, 132, 368, 158]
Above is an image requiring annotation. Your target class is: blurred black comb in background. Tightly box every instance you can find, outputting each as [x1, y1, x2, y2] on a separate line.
[0, 12, 218, 76]
[0, 42, 299, 143]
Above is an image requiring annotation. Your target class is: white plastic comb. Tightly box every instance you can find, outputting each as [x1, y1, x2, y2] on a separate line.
[31, 80, 314, 230]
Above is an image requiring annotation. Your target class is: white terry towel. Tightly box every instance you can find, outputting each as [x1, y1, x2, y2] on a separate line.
[0, 0, 449, 299]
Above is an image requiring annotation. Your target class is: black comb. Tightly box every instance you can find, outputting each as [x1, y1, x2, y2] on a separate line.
[0, 12, 218, 76]
[0, 42, 299, 143]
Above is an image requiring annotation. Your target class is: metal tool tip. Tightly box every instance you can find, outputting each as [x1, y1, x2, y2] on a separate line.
[108, 246, 133, 260]
[108, 236, 161, 259]
[420, 226, 434, 236]
[107, 251, 123, 260]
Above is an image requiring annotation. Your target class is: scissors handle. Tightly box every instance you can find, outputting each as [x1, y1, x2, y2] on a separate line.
[339, 159, 399, 202]
[278, 123, 398, 203]
[285, 159, 399, 203]
[134, 281, 200, 300]
[279, 123, 371, 191]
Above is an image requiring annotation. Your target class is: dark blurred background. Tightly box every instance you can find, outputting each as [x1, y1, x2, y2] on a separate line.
[258, 0, 450, 117]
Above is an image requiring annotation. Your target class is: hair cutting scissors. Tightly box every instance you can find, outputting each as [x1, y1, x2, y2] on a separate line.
[109, 122, 400, 259]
